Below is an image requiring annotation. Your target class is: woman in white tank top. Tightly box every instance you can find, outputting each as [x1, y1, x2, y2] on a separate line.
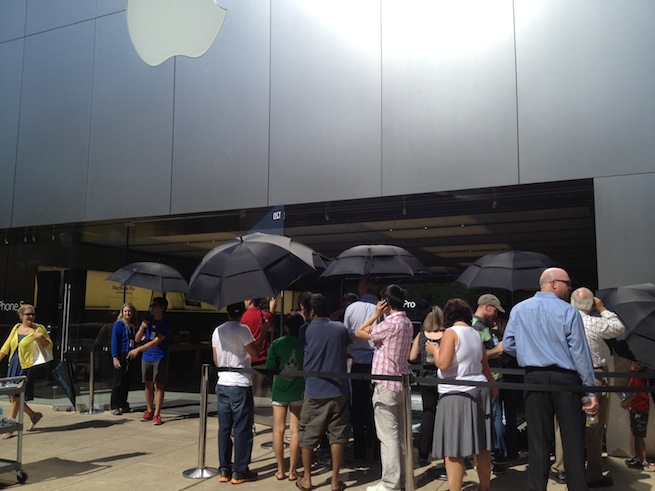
[426, 298, 498, 491]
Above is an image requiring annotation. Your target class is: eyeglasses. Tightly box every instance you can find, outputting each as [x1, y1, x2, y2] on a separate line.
[24, 313, 36, 317]
[552, 279, 572, 287]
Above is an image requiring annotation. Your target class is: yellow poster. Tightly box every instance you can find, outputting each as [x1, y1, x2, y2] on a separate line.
[87, 270, 218, 312]
[86, 270, 153, 311]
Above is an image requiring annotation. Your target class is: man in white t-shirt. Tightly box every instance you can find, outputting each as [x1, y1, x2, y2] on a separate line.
[212, 302, 269, 485]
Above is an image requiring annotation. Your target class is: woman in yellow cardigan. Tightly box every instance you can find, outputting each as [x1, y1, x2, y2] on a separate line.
[0, 304, 53, 438]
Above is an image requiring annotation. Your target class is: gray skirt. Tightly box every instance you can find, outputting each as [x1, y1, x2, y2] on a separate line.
[431, 387, 493, 458]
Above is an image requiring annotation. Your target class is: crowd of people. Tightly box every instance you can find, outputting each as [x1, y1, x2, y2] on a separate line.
[2, 266, 647, 491]
[208, 267, 649, 491]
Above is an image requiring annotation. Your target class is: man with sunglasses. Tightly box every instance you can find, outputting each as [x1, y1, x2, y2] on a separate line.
[503, 267, 598, 491]
[128, 296, 172, 426]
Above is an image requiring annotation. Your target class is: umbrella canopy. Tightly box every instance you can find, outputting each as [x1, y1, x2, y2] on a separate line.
[51, 359, 77, 407]
[455, 250, 559, 292]
[186, 232, 320, 309]
[597, 283, 655, 369]
[320, 244, 426, 277]
[107, 262, 188, 293]
[426, 266, 462, 277]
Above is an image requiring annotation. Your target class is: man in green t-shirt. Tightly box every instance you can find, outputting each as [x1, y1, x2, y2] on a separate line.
[472, 294, 506, 472]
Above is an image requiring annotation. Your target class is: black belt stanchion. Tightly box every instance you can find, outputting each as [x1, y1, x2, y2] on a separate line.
[403, 373, 415, 491]
[183, 363, 218, 479]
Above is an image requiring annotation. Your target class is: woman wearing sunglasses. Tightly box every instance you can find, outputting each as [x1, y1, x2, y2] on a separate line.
[0, 304, 53, 438]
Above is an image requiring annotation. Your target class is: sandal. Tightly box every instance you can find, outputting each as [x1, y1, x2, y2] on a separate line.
[276, 473, 287, 481]
[331, 481, 347, 491]
[28, 412, 43, 431]
[295, 479, 313, 491]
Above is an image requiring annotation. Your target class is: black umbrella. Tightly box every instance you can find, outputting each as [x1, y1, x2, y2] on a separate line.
[186, 232, 321, 309]
[455, 250, 559, 292]
[320, 244, 426, 277]
[106, 262, 188, 293]
[51, 358, 77, 407]
[427, 266, 462, 278]
[597, 283, 655, 369]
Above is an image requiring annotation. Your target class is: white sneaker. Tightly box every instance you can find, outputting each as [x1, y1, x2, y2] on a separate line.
[366, 483, 394, 491]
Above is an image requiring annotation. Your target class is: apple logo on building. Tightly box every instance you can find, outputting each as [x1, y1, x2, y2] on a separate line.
[127, 0, 227, 67]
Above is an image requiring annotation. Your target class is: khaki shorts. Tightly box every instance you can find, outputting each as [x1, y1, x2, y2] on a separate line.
[142, 360, 168, 385]
[298, 394, 350, 448]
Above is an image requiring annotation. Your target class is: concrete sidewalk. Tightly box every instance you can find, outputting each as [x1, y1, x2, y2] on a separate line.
[0, 394, 652, 490]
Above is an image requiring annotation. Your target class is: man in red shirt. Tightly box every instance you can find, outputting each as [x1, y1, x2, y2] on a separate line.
[241, 299, 274, 396]
[241, 299, 273, 364]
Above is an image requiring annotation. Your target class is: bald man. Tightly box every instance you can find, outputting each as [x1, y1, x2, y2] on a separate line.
[503, 268, 598, 491]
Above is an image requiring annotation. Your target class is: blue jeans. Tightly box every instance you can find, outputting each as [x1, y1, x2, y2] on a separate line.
[492, 395, 507, 458]
[216, 384, 254, 473]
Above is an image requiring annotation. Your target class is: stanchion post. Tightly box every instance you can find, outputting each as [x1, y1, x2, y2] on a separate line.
[183, 363, 219, 479]
[403, 374, 415, 491]
[82, 345, 101, 414]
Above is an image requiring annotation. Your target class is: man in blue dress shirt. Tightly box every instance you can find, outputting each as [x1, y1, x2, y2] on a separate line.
[503, 267, 598, 491]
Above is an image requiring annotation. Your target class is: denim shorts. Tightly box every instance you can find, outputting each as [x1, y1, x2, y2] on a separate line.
[271, 400, 302, 407]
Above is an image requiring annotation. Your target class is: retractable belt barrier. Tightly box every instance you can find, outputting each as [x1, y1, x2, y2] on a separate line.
[185, 364, 414, 491]
[184, 363, 655, 482]
[412, 365, 655, 393]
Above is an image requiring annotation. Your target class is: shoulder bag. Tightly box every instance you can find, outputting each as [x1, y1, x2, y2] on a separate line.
[32, 338, 54, 366]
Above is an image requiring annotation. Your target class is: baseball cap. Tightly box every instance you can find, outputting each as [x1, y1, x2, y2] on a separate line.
[477, 293, 505, 313]
[227, 301, 246, 317]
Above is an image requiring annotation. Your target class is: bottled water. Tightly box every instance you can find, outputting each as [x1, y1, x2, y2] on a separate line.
[582, 396, 599, 427]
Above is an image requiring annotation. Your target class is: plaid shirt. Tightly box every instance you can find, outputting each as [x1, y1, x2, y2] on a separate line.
[579, 309, 625, 368]
[369, 311, 413, 392]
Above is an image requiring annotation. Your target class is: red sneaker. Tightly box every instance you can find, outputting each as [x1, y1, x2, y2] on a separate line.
[141, 410, 153, 422]
[153, 414, 163, 425]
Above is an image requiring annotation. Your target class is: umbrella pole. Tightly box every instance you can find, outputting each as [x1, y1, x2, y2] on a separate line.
[279, 290, 285, 338]
[123, 224, 130, 303]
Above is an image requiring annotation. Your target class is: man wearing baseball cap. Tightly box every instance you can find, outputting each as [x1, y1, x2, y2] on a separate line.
[472, 294, 507, 473]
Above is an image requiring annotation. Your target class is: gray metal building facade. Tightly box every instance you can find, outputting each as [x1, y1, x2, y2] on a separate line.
[1, 0, 654, 287]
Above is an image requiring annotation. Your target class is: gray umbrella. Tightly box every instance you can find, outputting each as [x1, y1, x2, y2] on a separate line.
[186, 232, 321, 309]
[597, 283, 655, 369]
[320, 244, 426, 277]
[106, 262, 188, 293]
[455, 250, 559, 292]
